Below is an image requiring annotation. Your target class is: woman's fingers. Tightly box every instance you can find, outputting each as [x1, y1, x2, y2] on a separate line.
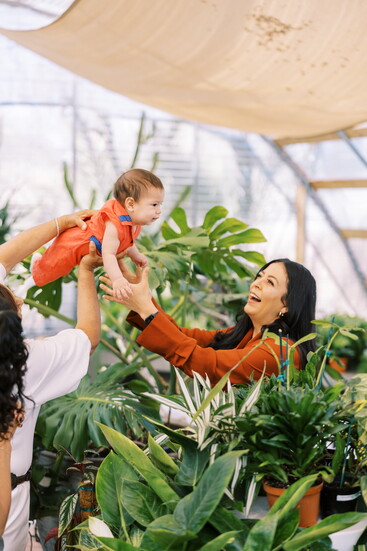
[74, 209, 97, 229]
[80, 241, 103, 270]
[102, 293, 126, 305]
[99, 278, 113, 294]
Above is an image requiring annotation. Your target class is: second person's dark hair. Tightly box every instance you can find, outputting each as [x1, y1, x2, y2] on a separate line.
[0, 295, 29, 438]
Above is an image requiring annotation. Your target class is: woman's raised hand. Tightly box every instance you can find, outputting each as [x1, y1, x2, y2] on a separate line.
[100, 267, 155, 318]
[59, 209, 97, 233]
[80, 241, 103, 271]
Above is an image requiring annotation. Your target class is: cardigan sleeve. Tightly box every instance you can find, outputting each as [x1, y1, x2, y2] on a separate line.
[126, 302, 226, 348]
[133, 311, 295, 385]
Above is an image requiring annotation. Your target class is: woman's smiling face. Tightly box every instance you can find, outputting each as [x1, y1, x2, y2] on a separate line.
[244, 262, 288, 333]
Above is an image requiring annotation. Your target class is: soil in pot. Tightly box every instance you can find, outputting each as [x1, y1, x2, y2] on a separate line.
[263, 480, 323, 527]
[320, 483, 361, 518]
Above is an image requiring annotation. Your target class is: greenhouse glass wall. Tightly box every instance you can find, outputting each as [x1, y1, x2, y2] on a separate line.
[0, 34, 366, 338]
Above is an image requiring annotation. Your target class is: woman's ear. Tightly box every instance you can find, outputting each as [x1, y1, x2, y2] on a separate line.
[124, 197, 135, 212]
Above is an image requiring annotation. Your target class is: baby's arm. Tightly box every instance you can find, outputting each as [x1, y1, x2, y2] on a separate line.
[102, 221, 132, 299]
[126, 244, 148, 267]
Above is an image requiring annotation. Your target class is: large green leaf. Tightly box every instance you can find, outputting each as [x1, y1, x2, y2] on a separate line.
[58, 492, 78, 536]
[231, 250, 266, 267]
[361, 474, 367, 505]
[26, 278, 63, 315]
[148, 433, 179, 476]
[96, 451, 137, 529]
[93, 536, 141, 550]
[197, 530, 240, 551]
[282, 512, 367, 551]
[147, 251, 188, 273]
[174, 451, 244, 534]
[169, 207, 191, 235]
[175, 446, 210, 487]
[122, 480, 168, 527]
[202, 206, 228, 230]
[268, 475, 318, 521]
[243, 511, 279, 551]
[37, 368, 158, 460]
[223, 255, 253, 278]
[209, 506, 249, 534]
[97, 423, 179, 508]
[141, 514, 195, 549]
[209, 218, 249, 240]
[157, 229, 209, 249]
[161, 221, 180, 240]
[143, 417, 198, 449]
[217, 228, 266, 248]
[272, 509, 299, 549]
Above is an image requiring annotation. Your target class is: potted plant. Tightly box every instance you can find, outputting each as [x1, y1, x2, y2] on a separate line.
[236, 381, 341, 526]
[67, 423, 367, 550]
[320, 373, 367, 518]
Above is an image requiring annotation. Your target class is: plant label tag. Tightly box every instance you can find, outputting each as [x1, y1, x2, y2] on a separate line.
[336, 491, 361, 502]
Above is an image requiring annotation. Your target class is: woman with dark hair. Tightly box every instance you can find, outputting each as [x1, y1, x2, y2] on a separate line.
[0, 211, 101, 551]
[100, 258, 317, 384]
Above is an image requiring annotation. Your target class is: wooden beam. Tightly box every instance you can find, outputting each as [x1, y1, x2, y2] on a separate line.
[275, 126, 367, 146]
[340, 229, 367, 239]
[310, 179, 367, 189]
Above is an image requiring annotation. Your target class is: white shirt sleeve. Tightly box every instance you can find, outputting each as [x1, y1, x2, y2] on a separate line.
[24, 328, 91, 405]
[0, 263, 6, 284]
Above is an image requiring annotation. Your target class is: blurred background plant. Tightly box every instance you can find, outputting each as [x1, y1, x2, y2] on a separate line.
[0, 198, 18, 245]
[316, 314, 367, 373]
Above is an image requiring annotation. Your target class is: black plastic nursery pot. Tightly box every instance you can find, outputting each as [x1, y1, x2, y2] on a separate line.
[320, 483, 361, 518]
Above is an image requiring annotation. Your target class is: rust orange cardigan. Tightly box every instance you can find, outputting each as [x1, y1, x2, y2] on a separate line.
[126, 306, 301, 385]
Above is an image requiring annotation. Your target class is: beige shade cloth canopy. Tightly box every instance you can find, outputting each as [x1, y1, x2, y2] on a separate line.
[1, 0, 367, 139]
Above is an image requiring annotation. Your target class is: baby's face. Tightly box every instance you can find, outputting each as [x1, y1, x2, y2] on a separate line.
[129, 188, 164, 225]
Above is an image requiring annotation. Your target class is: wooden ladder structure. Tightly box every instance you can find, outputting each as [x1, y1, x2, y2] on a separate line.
[262, 125, 367, 294]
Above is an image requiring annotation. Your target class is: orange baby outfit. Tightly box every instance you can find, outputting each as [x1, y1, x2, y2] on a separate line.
[32, 200, 141, 286]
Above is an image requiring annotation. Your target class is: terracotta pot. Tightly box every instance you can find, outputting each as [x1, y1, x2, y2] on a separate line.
[263, 480, 323, 527]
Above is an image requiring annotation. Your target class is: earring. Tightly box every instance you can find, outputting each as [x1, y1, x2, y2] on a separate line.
[279, 311, 284, 317]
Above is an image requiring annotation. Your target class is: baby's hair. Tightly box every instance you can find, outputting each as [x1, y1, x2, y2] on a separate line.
[113, 168, 164, 203]
[0, 292, 29, 439]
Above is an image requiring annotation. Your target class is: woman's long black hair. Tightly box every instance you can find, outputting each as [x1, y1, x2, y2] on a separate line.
[0, 285, 29, 438]
[210, 259, 317, 367]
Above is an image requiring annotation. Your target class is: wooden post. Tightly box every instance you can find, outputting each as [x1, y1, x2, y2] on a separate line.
[296, 184, 306, 263]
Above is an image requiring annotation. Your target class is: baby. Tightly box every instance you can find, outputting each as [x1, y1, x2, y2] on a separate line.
[31, 168, 164, 298]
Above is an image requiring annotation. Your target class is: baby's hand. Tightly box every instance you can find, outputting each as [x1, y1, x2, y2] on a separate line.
[112, 277, 132, 300]
[131, 252, 148, 268]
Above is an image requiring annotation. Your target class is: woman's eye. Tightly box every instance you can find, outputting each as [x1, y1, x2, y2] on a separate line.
[268, 279, 274, 286]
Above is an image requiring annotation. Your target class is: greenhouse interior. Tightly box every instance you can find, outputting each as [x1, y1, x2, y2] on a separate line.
[0, 1, 367, 551]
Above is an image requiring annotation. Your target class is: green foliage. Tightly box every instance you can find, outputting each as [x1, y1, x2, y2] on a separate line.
[36, 363, 161, 461]
[0, 200, 17, 245]
[236, 385, 340, 485]
[316, 314, 367, 372]
[72, 423, 367, 550]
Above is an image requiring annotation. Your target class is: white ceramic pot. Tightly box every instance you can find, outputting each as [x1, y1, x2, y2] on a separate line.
[329, 519, 367, 551]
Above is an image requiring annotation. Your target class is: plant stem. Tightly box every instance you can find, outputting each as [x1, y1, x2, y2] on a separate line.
[315, 328, 340, 389]
[25, 298, 74, 324]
